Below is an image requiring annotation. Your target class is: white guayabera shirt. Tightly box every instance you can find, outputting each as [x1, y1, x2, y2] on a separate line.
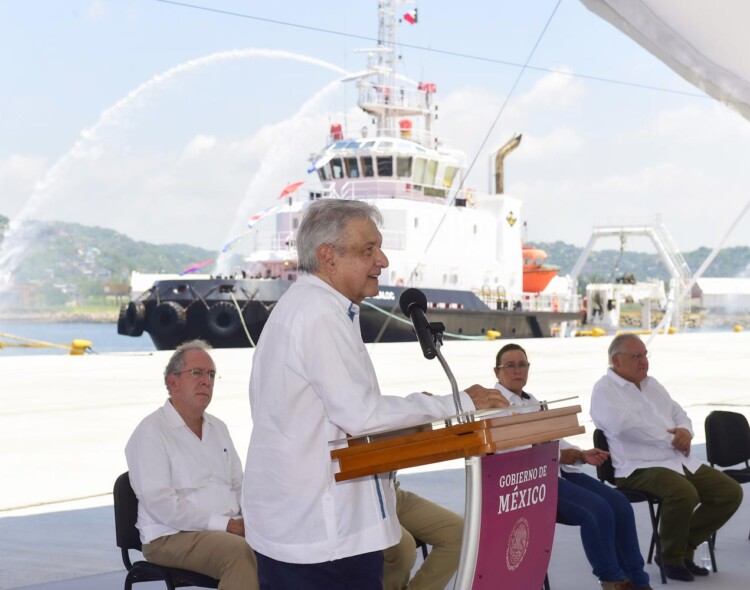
[126, 400, 244, 544]
[243, 274, 476, 564]
[493, 381, 583, 474]
[590, 369, 701, 478]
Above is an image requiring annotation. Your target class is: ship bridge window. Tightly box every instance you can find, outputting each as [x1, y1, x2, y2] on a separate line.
[345, 157, 360, 178]
[421, 160, 441, 197]
[361, 156, 374, 177]
[413, 157, 426, 185]
[331, 158, 344, 179]
[443, 166, 458, 188]
[377, 156, 393, 177]
[396, 156, 412, 178]
[361, 140, 376, 149]
[424, 160, 438, 185]
[318, 165, 331, 181]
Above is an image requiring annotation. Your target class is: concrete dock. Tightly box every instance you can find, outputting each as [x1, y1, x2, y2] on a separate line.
[2, 332, 749, 589]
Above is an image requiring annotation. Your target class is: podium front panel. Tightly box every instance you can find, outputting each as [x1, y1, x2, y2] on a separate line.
[472, 442, 559, 589]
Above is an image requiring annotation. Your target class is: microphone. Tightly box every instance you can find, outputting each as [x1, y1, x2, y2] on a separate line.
[399, 288, 465, 419]
[399, 288, 437, 360]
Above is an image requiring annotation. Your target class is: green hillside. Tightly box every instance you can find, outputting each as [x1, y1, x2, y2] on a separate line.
[1, 214, 749, 308]
[529, 241, 750, 285]
[0, 215, 215, 307]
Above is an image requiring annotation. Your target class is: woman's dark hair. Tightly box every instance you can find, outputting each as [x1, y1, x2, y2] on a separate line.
[495, 343, 527, 368]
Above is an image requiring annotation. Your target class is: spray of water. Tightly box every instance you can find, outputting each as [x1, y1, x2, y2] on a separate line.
[0, 49, 348, 293]
[214, 78, 355, 274]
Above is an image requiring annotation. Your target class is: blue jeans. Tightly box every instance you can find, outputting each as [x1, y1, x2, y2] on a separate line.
[558, 472, 650, 587]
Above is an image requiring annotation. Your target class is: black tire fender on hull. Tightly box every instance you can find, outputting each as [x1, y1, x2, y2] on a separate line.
[148, 301, 187, 339]
[117, 301, 146, 337]
[206, 301, 242, 338]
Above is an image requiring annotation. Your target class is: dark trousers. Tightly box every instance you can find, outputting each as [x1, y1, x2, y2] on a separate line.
[617, 464, 743, 565]
[256, 550, 384, 590]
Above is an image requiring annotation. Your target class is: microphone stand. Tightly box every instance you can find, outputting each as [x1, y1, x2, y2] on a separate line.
[428, 322, 470, 423]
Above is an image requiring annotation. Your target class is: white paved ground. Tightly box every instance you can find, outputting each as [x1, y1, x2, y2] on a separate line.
[2, 332, 749, 589]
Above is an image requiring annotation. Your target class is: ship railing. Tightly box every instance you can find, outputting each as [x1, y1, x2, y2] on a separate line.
[372, 125, 435, 148]
[335, 178, 469, 204]
[477, 288, 579, 313]
[250, 232, 297, 252]
[358, 83, 432, 118]
[324, 124, 435, 149]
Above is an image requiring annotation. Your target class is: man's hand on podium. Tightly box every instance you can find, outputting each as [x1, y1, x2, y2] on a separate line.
[464, 384, 511, 410]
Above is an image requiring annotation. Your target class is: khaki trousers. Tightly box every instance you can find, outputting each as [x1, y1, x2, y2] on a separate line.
[143, 530, 258, 590]
[617, 464, 742, 565]
[383, 484, 463, 590]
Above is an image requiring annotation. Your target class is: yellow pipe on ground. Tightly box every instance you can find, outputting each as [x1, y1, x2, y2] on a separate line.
[0, 333, 92, 354]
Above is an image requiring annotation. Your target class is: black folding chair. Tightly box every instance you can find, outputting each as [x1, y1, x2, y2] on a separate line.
[705, 410, 750, 545]
[593, 429, 668, 584]
[113, 472, 219, 590]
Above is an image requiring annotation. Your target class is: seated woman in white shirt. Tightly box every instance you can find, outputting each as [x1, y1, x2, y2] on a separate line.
[493, 343, 651, 590]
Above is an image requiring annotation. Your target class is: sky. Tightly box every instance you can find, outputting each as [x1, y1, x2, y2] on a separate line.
[2, 0, 750, 262]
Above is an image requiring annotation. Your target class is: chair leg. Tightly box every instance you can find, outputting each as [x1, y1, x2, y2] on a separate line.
[162, 573, 177, 590]
[647, 502, 666, 585]
[708, 532, 718, 573]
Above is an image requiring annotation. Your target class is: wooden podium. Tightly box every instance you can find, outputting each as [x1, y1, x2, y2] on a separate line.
[331, 405, 584, 589]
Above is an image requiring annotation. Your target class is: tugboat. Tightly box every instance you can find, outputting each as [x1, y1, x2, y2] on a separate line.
[117, 0, 581, 350]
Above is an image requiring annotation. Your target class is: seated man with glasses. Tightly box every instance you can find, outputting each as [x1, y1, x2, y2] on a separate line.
[591, 333, 742, 582]
[494, 343, 651, 590]
[125, 339, 257, 590]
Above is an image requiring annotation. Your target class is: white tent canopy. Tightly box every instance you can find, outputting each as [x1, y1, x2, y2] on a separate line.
[580, 0, 750, 123]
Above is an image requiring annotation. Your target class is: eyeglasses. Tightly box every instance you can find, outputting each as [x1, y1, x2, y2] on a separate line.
[614, 352, 649, 361]
[176, 368, 218, 381]
[496, 362, 531, 370]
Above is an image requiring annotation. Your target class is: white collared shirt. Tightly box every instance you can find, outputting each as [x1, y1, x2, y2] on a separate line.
[125, 400, 243, 544]
[493, 382, 582, 473]
[243, 274, 474, 564]
[590, 368, 701, 478]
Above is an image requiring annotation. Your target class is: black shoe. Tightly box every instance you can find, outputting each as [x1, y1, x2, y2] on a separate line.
[655, 554, 695, 582]
[663, 564, 695, 582]
[684, 559, 710, 576]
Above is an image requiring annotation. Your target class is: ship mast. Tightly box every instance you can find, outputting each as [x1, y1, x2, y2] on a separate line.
[356, 0, 436, 146]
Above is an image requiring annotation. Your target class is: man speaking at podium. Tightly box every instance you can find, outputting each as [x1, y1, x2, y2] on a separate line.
[242, 199, 507, 590]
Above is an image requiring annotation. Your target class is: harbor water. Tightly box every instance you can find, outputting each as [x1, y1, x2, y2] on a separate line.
[0, 321, 155, 355]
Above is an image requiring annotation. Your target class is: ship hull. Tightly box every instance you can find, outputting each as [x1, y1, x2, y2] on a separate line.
[118, 279, 579, 350]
